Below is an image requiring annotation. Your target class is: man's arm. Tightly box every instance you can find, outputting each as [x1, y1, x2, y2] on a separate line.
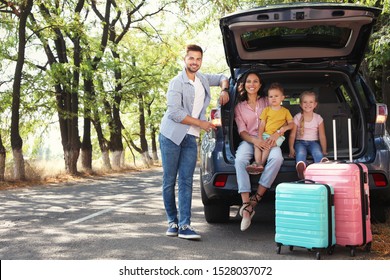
[219, 79, 230, 105]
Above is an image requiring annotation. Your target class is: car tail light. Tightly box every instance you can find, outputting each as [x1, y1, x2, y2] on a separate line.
[375, 103, 388, 124]
[372, 173, 388, 187]
[214, 174, 228, 188]
[210, 107, 221, 126]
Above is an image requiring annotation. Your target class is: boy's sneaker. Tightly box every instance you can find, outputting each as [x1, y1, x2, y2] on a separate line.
[166, 223, 178, 237]
[178, 225, 201, 240]
[296, 161, 306, 180]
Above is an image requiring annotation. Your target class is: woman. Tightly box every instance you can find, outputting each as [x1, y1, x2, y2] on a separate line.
[234, 72, 284, 231]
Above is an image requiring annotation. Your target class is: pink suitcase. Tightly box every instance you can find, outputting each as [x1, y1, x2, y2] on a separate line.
[305, 115, 372, 257]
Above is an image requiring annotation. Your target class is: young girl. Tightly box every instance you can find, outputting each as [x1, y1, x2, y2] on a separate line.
[246, 83, 293, 175]
[288, 91, 328, 179]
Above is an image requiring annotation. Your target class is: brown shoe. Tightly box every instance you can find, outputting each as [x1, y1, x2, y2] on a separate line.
[246, 163, 264, 175]
[296, 161, 306, 180]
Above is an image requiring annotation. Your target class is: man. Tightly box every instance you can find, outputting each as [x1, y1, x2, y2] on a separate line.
[159, 44, 229, 240]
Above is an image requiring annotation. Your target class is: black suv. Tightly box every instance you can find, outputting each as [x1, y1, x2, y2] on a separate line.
[200, 3, 390, 223]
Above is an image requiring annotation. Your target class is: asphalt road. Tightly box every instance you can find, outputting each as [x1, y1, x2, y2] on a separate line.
[0, 166, 376, 260]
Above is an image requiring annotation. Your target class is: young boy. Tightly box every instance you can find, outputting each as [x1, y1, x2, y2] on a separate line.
[246, 83, 294, 175]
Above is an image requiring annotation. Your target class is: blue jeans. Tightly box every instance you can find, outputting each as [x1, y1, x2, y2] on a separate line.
[235, 140, 283, 193]
[294, 140, 324, 164]
[159, 133, 197, 228]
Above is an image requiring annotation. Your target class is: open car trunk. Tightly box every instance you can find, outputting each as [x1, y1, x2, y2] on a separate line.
[228, 70, 369, 163]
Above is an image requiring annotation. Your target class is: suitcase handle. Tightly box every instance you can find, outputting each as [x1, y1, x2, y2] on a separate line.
[332, 115, 353, 162]
[332, 113, 349, 120]
[364, 194, 369, 216]
[296, 179, 316, 184]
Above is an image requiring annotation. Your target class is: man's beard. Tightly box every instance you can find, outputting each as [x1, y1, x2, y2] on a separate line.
[187, 64, 199, 73]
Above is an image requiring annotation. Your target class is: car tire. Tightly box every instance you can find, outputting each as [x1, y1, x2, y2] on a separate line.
[204, 204, 230, 223]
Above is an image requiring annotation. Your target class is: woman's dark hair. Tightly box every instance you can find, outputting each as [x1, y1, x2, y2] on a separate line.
[237, 71, 264, 102]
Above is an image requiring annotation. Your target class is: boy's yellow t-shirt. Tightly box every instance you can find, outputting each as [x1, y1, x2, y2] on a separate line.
[260, 106, 293, 134]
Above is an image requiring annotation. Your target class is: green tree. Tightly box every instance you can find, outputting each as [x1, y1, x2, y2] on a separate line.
[28, 0, 84, 175]
[4, 0, 33, 180]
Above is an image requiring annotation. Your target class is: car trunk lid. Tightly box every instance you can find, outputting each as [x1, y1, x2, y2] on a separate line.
[220, 3, 381, 79]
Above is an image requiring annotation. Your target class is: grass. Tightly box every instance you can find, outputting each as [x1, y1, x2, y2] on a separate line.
[371, 209, 390, 259]
[0, 159, 147, 191]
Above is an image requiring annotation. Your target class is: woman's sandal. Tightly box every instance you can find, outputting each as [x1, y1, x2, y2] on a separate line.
[239, 202, 251, 217]
[240, 203, 255, 231]
[250, 192, 263, 207]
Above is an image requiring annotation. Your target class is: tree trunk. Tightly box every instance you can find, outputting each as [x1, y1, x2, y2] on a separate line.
[101, 150, 111, 170]
[34, 3, 81, 175]
[141, 151, 152, 167]
[71, 11, 86, 171]
[146, 100, 158, 162]
[151, 126, 158, 161]
[10, 0, 33, 180]
[81, 82, 93, 171]
[111, 150, 122, 169]
[81, 146, 92, 171]
[109, 59, 124, 169]
[0, 135, 5, 181]
[87, 0, 112, 170]
[12, 149, 25, 180]
[91, 110, 111, 170]
[136, 91, 152, 163]
[64, 149, 79, 175]
[83, 68, 108, 171]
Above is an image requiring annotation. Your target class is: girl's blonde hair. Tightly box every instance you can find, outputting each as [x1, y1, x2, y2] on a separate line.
[299, 91, 318, 137]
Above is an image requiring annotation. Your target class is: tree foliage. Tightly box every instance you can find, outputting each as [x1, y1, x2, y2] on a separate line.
[0, 0, 389, 178]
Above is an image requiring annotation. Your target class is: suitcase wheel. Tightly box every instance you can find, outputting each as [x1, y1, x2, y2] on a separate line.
[316, 252, 321, 260]
[289, 246, 293, 252]
[350, 247, 356, 257]
[276, 244, 281, 254]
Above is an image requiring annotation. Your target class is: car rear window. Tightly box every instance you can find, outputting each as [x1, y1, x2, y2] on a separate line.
[241, 25, 351, 51]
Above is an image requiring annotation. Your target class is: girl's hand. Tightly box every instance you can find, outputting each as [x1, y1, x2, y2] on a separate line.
[289, 149, 296, 158]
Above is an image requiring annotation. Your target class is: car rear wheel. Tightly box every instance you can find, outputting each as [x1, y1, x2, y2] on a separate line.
[204, 203, 230, 223]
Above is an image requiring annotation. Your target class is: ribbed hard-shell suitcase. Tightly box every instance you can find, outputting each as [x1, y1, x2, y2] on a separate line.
[305, 116, 372, 256]
[275, 180, 336, 260]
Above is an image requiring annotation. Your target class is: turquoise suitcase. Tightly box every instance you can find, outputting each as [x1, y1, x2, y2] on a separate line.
[275, 180, 336, 259]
